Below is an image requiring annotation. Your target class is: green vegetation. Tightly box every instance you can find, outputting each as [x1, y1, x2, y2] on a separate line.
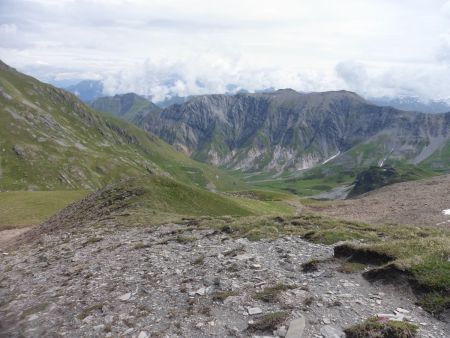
[344, 317, 418, 338]
[254, 283, 297, 302]
[90, 93, 157, 123]
[420, 139, 450, 173]
[211, 291, 239, 302]
[0, 60, 244, 191]
[39, 176, 296, 233]
[247, 311, 289, 332]
[338, 262, 367, 274]
[192, 255, 205, 265]
[21, 303, 49, 319]
[0, 190, 87, 230]
[176, 235, 197, 244]
[81, 237, 103, 247]
[133, 242, 152, 250]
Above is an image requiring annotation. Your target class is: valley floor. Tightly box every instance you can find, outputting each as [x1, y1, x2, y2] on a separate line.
[1, 222, 448, 338]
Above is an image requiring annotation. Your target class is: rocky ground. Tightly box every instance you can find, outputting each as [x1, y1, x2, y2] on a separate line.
[1, 221, 448, 338]
[310, 174, 450, 228]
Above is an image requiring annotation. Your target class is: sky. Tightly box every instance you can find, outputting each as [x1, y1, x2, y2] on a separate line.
[1, 0, 450, 102]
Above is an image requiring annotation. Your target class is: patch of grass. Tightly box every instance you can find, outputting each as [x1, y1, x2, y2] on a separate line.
[133, 242, 151, 250]
[247, 311, 289, 332]
[211, 291, 239, 302]
[192, 255, 205, 265]
[21, 303, 49, 318]
[417, 293, 450, 316]
[81, 237, 103, 247]
[335, 238, 450, 316]
[254, 283, 296, 302]
[338, 262, 367, 274]
[176, 235, 197, 244]
[344, 317, 418, 338]
[0, 190, 87, 229]
[77, 303, 104, 320]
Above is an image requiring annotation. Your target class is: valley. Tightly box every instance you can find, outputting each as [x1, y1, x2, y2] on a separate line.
[0, 60, 449, 338]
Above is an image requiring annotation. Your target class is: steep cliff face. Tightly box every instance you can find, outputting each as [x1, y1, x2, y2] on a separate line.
[139, 89, 450, 173]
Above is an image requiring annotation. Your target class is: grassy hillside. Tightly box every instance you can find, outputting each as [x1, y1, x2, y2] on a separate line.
[90, 93, 160, 123]
[0, 190, 87, 230]
[33, 175, 295, 233]
[0, 60, 243, 191]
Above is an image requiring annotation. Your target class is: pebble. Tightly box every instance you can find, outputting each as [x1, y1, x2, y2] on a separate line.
[247, 307, 263, 315]
[395, 307, 410, 314]
[117, 292, 131, 301]
[319, 325, 345, 338]
[93, 324, 105, 331]
[323, 318, 331, 325]
[275, 325, 287, 337]
[137, 331, 148, 338]
[286, 315, 306, 338]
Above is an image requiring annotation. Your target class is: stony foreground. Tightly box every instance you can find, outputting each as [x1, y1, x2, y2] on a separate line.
[0, 222, 448, 338]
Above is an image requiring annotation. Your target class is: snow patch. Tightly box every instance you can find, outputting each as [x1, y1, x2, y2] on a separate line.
[442, 209, 450, 215]
[322, 151, 340, 165]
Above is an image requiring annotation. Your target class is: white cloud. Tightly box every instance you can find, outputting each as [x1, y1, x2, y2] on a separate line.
[0, 23, 17, 34]
[443, 0, 450, 17]
[1, 0, 450, 101]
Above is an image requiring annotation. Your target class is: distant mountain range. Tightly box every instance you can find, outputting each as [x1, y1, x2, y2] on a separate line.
[368, 96, 450, 114]
[92, 90, 450, 177]
[65, 79, 450, 114]
[66, 80, 104, 102]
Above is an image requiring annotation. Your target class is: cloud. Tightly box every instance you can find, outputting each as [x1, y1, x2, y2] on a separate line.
[443, 1, 450, 17]
[335, 61, 369, 92]
[1, 0, 450, 101]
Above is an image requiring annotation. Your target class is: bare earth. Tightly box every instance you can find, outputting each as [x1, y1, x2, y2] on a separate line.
[310, 174, 450, 228]
[0, 227, 31, 250]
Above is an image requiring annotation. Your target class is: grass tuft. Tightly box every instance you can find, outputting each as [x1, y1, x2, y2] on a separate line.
[247, 311, 289, 332]
[344, 317, 418, 338]
[254, 283, 296, 302]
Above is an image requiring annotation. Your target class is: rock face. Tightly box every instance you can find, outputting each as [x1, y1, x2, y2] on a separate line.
[138, 89, 450, 173]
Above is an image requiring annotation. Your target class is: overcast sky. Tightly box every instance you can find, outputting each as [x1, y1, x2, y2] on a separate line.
[1, 0, 450, 101]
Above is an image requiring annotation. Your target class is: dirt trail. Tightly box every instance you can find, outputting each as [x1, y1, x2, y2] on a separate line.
[0, 227, 31, 250]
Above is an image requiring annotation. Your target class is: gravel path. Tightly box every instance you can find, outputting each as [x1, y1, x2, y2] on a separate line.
[0, 227, 31, 250]
[1, 222, 448, 338]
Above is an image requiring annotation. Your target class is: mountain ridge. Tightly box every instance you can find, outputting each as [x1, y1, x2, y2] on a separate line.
[134, 89, 450, 174]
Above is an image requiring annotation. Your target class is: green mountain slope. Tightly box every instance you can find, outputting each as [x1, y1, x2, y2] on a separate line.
[90, 93, 161, 123]
[0, 60, 243, 191]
